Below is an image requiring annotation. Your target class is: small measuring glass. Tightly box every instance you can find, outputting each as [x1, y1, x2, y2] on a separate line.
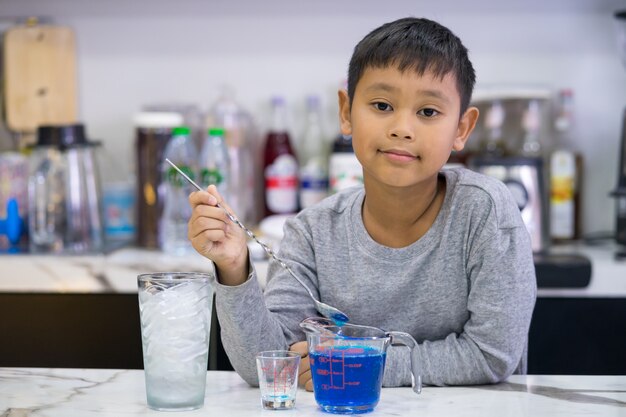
[300, 317, 421, 414]
[256, 350, 301, 410]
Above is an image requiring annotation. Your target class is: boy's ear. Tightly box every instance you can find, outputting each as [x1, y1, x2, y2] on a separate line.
[338, 89, 352, 135]
[453, 106, 479, 151]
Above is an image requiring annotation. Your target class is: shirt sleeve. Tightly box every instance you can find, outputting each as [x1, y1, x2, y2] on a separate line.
[214, 221, 321, 386]
[405, 224, 537, 386]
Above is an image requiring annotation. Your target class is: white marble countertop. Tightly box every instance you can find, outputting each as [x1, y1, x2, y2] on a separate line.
[0, 369, 624, 416]
[0, 242, 624, 297]
[0, 248, 216, 294]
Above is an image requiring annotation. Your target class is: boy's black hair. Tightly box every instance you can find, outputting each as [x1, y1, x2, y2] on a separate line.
[347, 17, 476, 116]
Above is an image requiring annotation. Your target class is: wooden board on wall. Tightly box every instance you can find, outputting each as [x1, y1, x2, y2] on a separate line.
[3, 24, 78, 133]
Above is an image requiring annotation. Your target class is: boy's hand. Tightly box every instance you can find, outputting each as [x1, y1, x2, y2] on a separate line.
[290, 341, 313, 392]
[188, 185, 249, 286]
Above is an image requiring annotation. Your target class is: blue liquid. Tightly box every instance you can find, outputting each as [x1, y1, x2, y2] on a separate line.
[332, 313, 349, 327]
[310, 346, 386, 414]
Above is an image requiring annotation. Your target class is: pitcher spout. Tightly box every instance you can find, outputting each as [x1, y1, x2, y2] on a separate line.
[299, 316, 335, 335]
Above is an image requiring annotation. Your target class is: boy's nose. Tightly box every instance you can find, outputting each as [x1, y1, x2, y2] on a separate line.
[389, 112, 414, 140]
[390, 129, 413, 140]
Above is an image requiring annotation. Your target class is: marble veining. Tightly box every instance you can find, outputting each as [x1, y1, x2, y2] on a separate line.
[480, 381, 626, 408]
[1, 369, 624, 416]
[0, 248, 215, 294]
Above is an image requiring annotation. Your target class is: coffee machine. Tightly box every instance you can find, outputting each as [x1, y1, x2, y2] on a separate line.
[471, 156, 549, 253]
[467, 91, 552, 253]
[612, 10, 626, 257]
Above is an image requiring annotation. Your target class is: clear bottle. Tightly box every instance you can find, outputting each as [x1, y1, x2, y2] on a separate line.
[199, 127, 230, 198]
[328, 134, 362, 194]
[160, 126, 197, 255]
[263, 96, 298, 217]
[28, 132, 66, 253]
[298, 95, 329, 209]
[550, 89, 583, 241]
[207, 88, 259, 226]
[480, 100, 507, 157]
[520, 100, 543, 157]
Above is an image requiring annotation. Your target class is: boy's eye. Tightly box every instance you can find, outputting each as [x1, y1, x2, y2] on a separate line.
[373, 102, 392, 112]
[418, 108, 439, 117]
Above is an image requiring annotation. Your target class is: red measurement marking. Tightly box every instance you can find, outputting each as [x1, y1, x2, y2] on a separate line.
[260, 362, 293, 393]
[345, 363, 362, 368]
[329, 348, 345, 389]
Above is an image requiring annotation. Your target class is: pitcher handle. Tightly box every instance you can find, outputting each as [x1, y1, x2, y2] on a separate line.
[387, 331, 422, 394]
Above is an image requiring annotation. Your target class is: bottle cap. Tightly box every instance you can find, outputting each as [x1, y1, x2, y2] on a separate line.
[208, 127, 225, 136]
[306, 95, 320, 108]
[271, 96, 285, 106]
[172, 126, 191, 136]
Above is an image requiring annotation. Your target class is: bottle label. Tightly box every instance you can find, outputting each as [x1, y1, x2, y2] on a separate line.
[265, 154, 298, 213]
[166, 165, 194, 188]
[550, 150, 576, 239]
[300, 157, 329, 208]
[201, 168, 225, 188]
[329, 153, 363, 194]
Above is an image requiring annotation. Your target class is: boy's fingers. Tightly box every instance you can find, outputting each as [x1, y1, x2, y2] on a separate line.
[289, 341, 308, 357]
[289, 341, 311, 388]
[189, 190, 217, 208]
[298, 368, 311, 388]
[190, 204, 229, 225]
[190, 185, 240, 221]
[305, 379, 313, 392]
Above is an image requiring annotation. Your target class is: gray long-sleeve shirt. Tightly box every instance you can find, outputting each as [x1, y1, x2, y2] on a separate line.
[214, 167, 537, 387]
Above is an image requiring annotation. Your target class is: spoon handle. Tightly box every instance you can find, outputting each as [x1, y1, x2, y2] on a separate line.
[164, 158, 318, 301]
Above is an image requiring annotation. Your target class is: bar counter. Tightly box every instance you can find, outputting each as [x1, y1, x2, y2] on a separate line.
[1, 369, 624, 416]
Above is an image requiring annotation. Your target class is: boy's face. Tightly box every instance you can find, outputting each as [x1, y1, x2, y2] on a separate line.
[339, 66, 478, 189]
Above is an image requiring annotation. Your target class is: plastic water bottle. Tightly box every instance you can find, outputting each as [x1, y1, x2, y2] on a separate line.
[160, 126, 197, 255]
[298, 95, 329, 209]
[199, 127, 230, 198]
[207, 88, 259, 226]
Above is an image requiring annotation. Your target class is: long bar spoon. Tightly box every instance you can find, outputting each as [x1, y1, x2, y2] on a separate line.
[165, 158, 349, 325]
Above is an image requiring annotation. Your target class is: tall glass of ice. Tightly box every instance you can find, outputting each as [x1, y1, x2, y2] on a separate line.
[138, 272, 213, 411]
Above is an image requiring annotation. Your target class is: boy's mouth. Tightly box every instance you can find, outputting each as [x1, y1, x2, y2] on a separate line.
[379, 148, 419, 162]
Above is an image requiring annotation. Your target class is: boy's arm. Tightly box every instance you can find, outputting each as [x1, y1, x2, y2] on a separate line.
[215, 249, 319, 386]
[214, 259, 294, 386]
[383, 224, 537, 387]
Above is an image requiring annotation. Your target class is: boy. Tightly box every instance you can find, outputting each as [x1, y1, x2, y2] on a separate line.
[188, 17, 536, 388]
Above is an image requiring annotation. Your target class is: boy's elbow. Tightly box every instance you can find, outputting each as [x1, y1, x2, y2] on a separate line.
[245, 376, 260, 387]
[478, 352, 520, 385]
[228, 362, 260, 387]
[237, 369, 260, 387]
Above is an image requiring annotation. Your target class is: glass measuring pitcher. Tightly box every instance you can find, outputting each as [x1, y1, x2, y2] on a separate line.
[300, 317, 421, 414]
